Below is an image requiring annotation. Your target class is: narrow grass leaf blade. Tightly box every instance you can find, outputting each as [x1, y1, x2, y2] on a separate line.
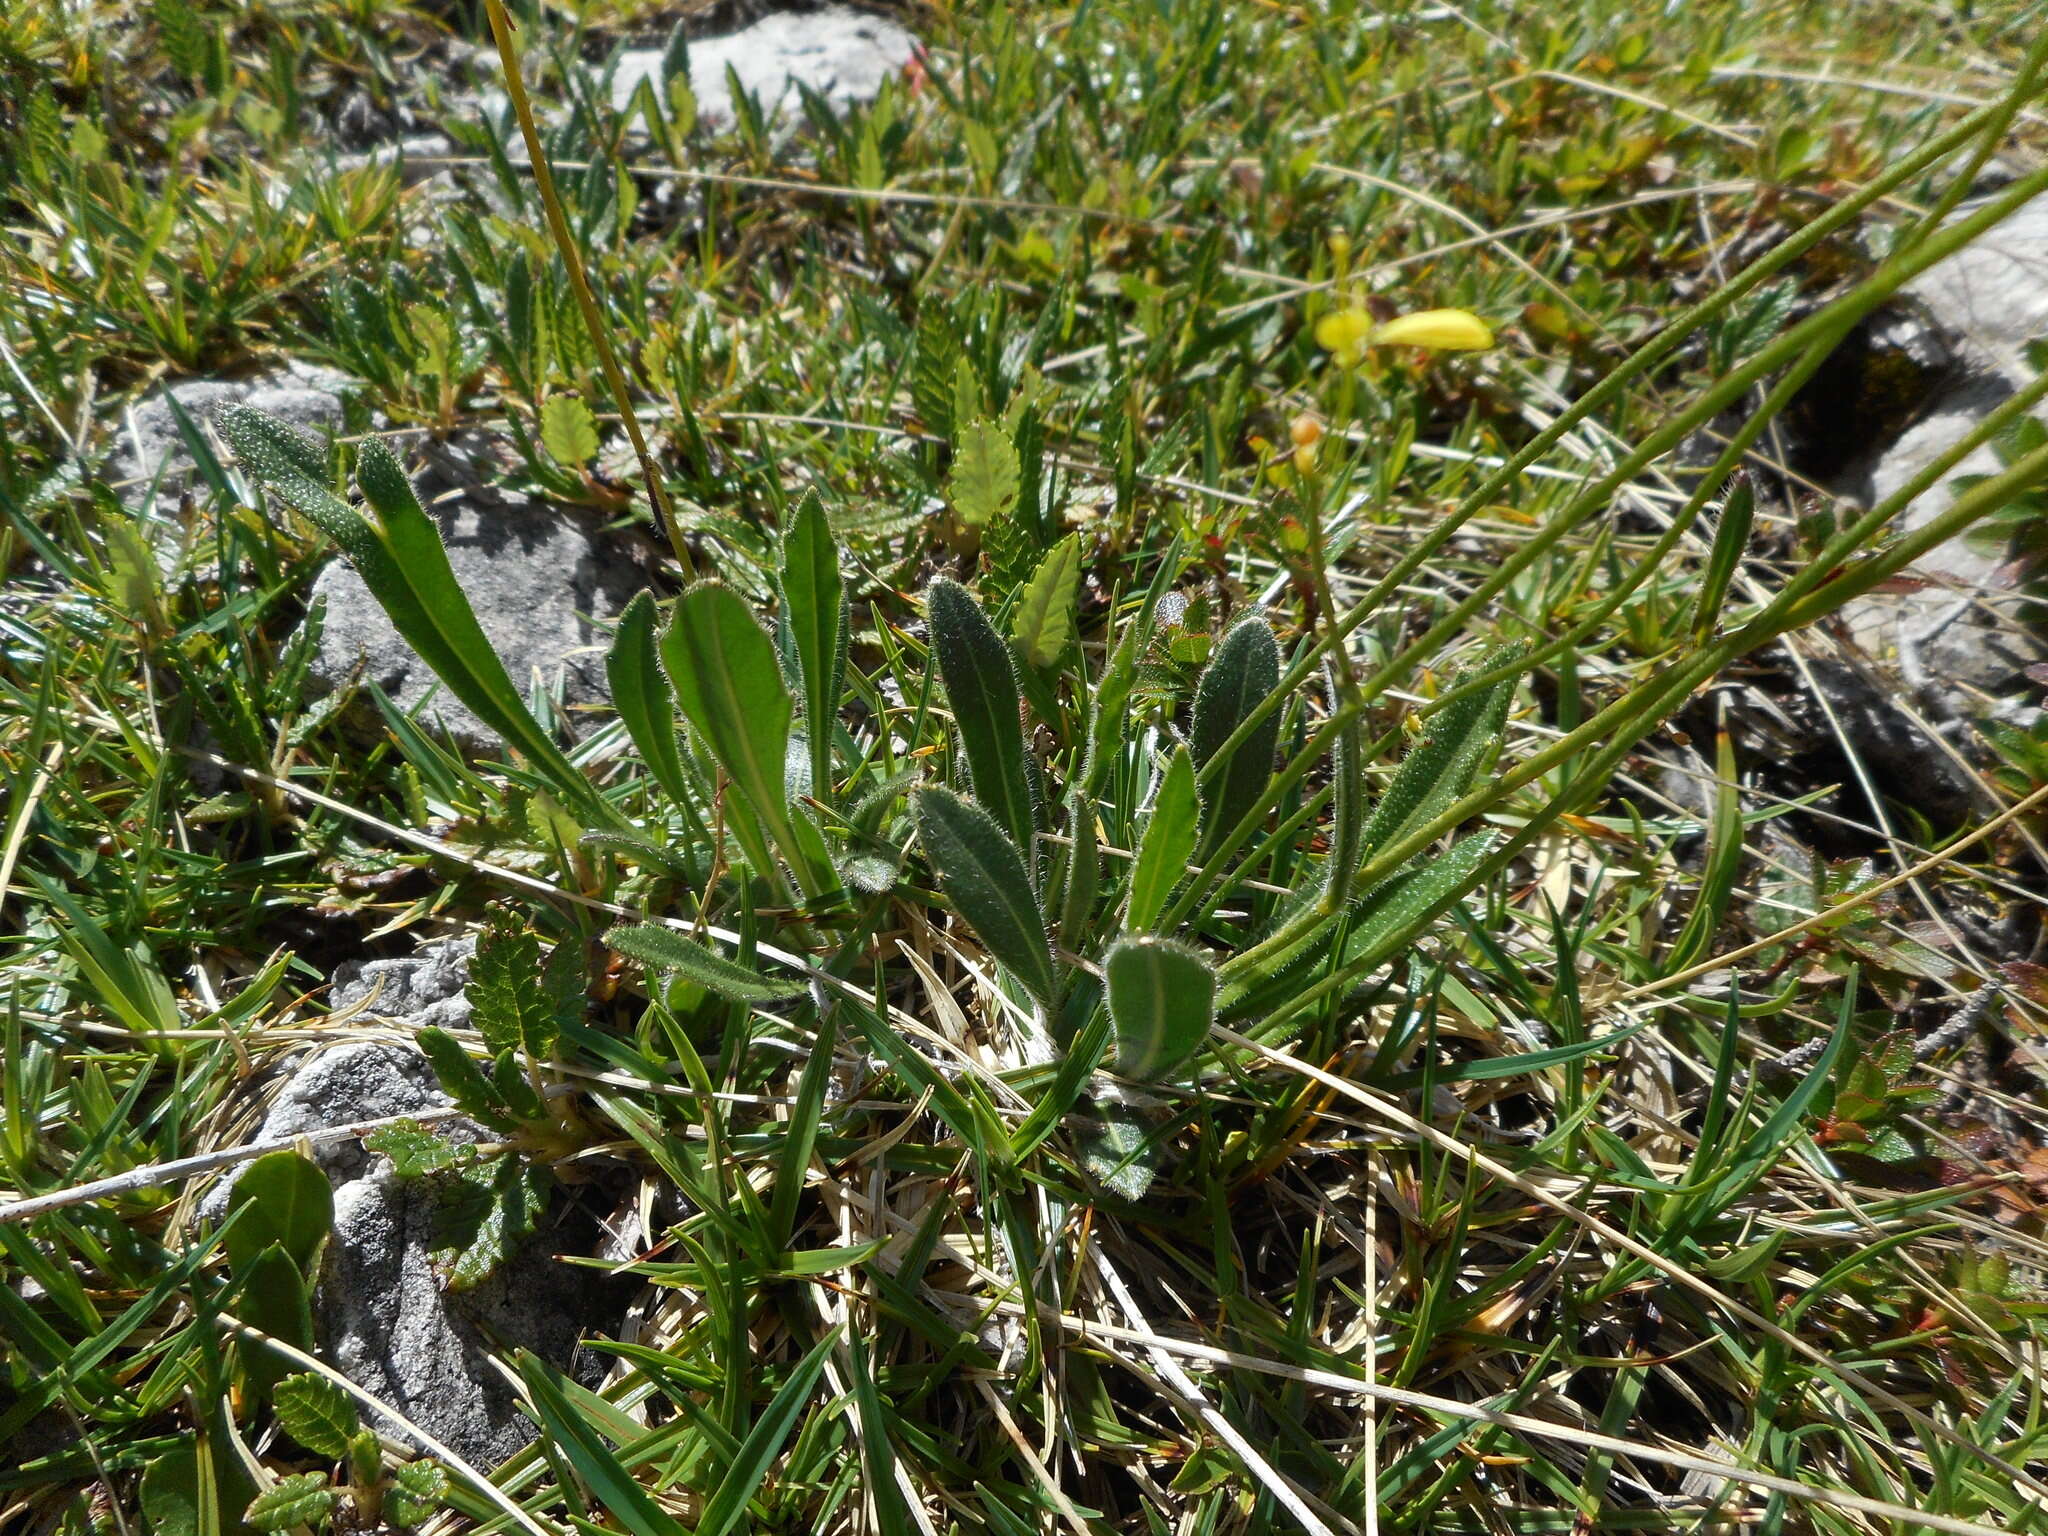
[1190, 616, 1280, 857]
[515, 1353, 689, 1536]
[1106, 938, 1216, 1083]
[1127, 747, 1197, 932]
[606, 925, 806, 1004]
[694, 1326, 842, 1536]
[927, 579, 1037, 858]
[913, 786, 1059, 1011]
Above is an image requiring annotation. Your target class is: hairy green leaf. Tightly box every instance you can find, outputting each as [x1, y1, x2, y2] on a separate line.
[1127, 747, 1197, 932]
[1359, 645, 1523, 862]
[1106, 938, 1215, 1083]
[914, 786, 1059, 1011]
[606, 924, 806, 1004]
[607, 590, 694, 811]
[780, 492, 846, 807]
[1190, 616, 1281, 858]
[1079, 1100, 1157, 1202]
[927, 579, 1036, 858]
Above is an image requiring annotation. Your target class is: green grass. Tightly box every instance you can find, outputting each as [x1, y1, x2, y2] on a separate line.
[7, 1, 2048, 1533]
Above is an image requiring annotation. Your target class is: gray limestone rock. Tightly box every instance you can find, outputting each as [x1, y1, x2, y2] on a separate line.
[197, 944, 617, 1469]
[302, 473, 645, 751]
[1827, 193, 2048, 701]
[606, 5, 918, 127]
[116, 362, 351, 510]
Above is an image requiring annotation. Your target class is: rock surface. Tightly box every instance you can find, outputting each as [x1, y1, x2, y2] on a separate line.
[200, 944, 617, 1468]
[304, 468, 645, 751]
[606, 4, 918, 126]
[1829, 194, 2048, 701]
[116, 363, 351, 510]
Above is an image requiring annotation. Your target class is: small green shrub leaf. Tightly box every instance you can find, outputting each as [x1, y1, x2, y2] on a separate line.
[1190, 616, 1281, 857]
[413, 1028, 516, 1130]
[606, 924, 807, 1003]
[1127, 747, 1197, 932]
[1011, 533, 1081, 669]
[385, 1462, 448, 1527]
[539, 394, 600, 467]
[432, 1156, 552, 1292]
[1106, 938, 1216, 1082]
[927, 579, 1036, 858]
[948, 416, 1020, 529]
[467, 906, 568, 1059]
[914, 786, 1059, 1011]
[271, 1374, 358, 1458]
[244, 1473, 335, 1533]
[363, 1121, 465, 1178]
[224, 1151, 331, 1276]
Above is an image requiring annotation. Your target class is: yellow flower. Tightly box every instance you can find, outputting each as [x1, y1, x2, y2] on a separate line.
[1313, 305, 1494, 367]
[1371, 308, 1494, 351]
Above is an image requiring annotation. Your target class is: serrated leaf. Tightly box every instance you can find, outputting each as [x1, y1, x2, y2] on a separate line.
[1127, 747, 1197, 932]
[245, 1473, 335, 1533]
[467, 906, 565, 1059]
[363, 1121, 464, 1178]
[1105, 938, 1215, 1083]
[386, 1462, 448, 1526]
[413, 1027, 516, 1130]
[1011, 534, 1080, 670]
[224, 1151, 331, 1276]
[913, 304, 961, 438]
[432, 1155, 553, 1292]
[605, 924, 806, 1004]
[914, 786, 1060, 1011]
[540, 395, 600, 467]
[271, 1374, 358, 1458]
[1190, 615, 1281, 858]
[947, 417, 1019, 529]
[780, 493, 845, 807]
[155, 0, 208, 77]
[1080, 1100, 1158, 1201]
[927, 579, 1036, 858]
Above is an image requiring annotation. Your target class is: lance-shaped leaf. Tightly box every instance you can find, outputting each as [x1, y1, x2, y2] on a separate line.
[780, 493, 845, 807]
[1126, 747, 1197, 932]
[1359, 644, 1524, 862]
[913, 786, 1059, 1011]
[927, 579, 1037, 858]
[1190, 615, 1281, 858]
[661, 582, 833, 896]
[606, 590, 693, 811]
[1105, 937, 1215, 1083]
[606, 924, 807, 1005]
[1011, 533, 1081, 670]
[219, 406, 613, 826]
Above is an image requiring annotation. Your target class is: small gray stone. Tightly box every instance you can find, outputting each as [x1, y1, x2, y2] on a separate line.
[197, 945, 619, 1468]
[1825, 193, 2048, 702]
[116, 362, 351, 510]
[302, 476, 645, 751]
[606, 5, 918, 126]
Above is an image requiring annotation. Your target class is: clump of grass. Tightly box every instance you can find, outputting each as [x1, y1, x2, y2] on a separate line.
[7, 3, 2048, 1535]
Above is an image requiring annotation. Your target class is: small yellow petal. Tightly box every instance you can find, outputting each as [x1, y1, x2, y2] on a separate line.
[1313, 307, 1374, 356]
[1371, 308, 1494, 352]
